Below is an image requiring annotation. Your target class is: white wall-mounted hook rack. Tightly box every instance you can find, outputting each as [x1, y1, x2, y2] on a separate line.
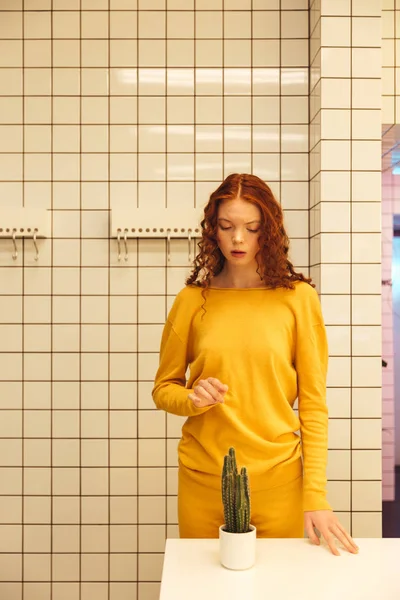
[110, 207, 203, 264]
[110, 207, 202, 239]
[0, 207, 50, 262]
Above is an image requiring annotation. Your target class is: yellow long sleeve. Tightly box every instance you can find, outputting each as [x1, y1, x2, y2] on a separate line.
[295, 309, 331, 511]
[152, 315, 215, 418]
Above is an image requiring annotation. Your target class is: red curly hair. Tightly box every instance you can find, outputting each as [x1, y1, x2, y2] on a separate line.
[186, 173, 313, 290]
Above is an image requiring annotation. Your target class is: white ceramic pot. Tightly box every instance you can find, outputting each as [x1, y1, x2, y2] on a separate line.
[219, 524, 257, 570]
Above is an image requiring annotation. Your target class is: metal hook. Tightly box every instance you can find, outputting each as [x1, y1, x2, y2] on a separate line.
[167, 230, 171, 263]
[117, 229, 121, 262]
[12, 229, 18, 261]
[188, 230, 192, 264]
[33, 229, 39, 262]
[123, 229, 128, 262]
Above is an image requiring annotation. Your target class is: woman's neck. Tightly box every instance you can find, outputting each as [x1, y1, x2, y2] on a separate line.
[212, 267, 265, 289]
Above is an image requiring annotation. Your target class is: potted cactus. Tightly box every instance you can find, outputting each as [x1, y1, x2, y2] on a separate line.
[219, 447, 256, 570]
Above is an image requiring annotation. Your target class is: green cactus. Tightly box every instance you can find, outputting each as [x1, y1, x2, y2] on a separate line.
[221, 447, 251, 533]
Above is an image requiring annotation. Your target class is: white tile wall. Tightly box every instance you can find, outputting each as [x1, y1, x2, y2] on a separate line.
[382, 0, 397, 124]
[310, 0, 383, 535]
[0, 1, 384, 598]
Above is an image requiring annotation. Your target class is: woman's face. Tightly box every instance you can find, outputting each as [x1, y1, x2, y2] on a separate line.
[216, 197, 262, 268]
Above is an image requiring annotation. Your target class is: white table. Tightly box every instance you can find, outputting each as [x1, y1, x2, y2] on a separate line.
[160, 538, 400, 600]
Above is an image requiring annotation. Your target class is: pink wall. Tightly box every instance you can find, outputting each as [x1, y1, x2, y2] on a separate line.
[382, 170, 399, 500]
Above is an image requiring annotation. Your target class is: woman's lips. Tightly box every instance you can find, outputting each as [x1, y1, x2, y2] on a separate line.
[231, 250, 246, 256]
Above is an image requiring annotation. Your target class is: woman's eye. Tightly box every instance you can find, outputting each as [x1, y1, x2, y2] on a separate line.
[218, 225, 259, 233]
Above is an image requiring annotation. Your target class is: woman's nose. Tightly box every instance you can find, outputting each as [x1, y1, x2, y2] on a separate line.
[232, 232, 244, 243]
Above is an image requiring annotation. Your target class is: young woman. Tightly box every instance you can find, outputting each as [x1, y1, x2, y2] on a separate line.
[152, 173, 358, 556]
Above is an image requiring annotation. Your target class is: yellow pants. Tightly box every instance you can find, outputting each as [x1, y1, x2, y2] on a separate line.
[178, 462, 304, 539]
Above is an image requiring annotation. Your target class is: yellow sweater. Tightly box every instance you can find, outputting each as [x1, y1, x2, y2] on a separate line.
[152, 281, 331, 512]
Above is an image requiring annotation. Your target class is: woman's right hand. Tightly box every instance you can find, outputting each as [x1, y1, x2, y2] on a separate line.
[188, 377, 228, 408]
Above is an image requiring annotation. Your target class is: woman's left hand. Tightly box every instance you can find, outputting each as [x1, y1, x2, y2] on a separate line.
[304, 510, 359, 556]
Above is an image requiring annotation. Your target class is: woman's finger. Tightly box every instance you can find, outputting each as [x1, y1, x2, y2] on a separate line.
[334, 524, 359, 554]
[193, 385, 214, 403]
[305, 522, 320, 546]
[321, 530, 340, 556]
[197, 379, 223, 403]
[207, 377, 228, 393]
[189, 393, 206, 407]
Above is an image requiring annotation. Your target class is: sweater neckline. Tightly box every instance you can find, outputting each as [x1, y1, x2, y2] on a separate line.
[207, 286, 270, 291]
